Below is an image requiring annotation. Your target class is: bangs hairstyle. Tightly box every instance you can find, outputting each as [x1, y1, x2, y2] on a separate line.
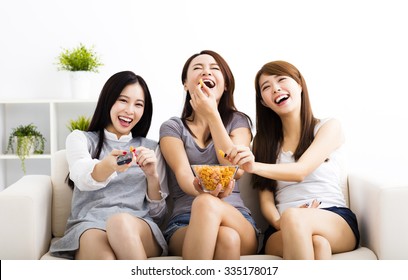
[252, 61, 317, 191]
[89, 70, 153, 159]
[66, 71, 153, 188]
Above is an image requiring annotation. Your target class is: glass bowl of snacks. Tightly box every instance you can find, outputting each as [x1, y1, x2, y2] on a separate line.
[191, 164, 239, 192]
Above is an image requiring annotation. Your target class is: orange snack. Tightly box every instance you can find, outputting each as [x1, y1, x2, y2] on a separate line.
[199, 79, 204, 88]
[192, 165, 238, 192]
[218, 149, 227, 158]
[130, 146, 136, 156]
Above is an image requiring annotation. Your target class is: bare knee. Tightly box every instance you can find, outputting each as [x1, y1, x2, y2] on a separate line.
[107, 213, 134, 232]
[106, 213, 143, 241]
[214, 227, 240, 259]
[218, 227, 240, 251]
[76, 229, 116, 260]
[280, 208, 304, 232]
[191, 194, 220, 216]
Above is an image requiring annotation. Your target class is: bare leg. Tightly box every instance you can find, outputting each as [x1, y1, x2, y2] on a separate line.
[75, 229, 116, 260]
[106, 213, 162, 259]
[213, 226, 241, 260]
[170, 224, 242, 259]
[279, 208, 356, 259]
[264, 231, 283, 257]
[265, 231, 332, 259]
[168, 226, 188, 256]
[182, 194, 257, 259]
[280, 208, 314, 259]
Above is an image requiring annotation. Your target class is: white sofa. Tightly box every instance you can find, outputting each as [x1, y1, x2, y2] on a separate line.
[1, 150, 407, 260]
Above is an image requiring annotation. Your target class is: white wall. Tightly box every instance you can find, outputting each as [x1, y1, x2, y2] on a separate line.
[1, 0, 407, 179]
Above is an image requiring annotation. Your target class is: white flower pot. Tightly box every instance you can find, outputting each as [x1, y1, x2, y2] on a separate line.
[14, 136, 35, 155]
[70, 71, 92, 99]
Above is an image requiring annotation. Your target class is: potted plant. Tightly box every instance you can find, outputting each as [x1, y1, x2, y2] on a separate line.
[6, 123, 46, 173]
[56, 43, 103, 99]
[67, 115, 91, 132]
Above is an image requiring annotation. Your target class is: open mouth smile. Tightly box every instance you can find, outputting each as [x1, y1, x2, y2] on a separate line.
[200, 79, 215, 88]
[274, 94, 289, 105]
[119, 116, 133, 124]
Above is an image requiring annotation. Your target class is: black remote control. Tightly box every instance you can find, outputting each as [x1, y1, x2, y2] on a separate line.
[117, 153, 133, 165]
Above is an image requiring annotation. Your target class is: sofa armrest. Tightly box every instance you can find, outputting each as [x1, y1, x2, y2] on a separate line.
[0, 175, 52, 260]
[348, 172, 408, 259]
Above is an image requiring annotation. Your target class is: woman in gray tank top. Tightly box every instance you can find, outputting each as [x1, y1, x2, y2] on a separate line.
[159, 50, 259, 259]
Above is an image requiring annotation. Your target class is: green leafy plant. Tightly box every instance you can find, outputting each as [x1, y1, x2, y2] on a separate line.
[56, 43, 103, 72]
[67, 115, 91, 132]
[6, 123, 46, 173]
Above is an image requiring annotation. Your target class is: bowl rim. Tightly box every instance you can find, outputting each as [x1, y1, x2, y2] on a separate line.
[190, 164, 239, 167]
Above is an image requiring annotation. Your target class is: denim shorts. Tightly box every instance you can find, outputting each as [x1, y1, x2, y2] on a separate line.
[261, 206, 360, 253]
[163, 210, 261, 243]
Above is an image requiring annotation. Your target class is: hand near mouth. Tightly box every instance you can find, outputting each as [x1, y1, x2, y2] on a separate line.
[189, 81, 218, 116]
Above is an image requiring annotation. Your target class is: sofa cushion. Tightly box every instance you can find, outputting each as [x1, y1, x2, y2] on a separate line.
[51, 150, 72, 237]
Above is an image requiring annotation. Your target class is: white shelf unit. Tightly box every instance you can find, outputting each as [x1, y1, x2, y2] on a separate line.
[0, 99, 96, 190]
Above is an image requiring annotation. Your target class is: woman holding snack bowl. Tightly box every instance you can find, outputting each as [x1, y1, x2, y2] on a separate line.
[227, 60, 359, 259]
[50, 71, 168, 259]
[159, 50, 259, 259]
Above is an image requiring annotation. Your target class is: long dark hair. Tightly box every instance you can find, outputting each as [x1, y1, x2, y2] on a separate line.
[67, 71, 153, 188]
[180, 50, 252, 142]
[252, 61, 318, 191]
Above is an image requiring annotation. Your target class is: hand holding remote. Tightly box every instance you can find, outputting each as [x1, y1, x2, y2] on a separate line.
[116, 152, 132, 165]
[116, 146, 136, 165]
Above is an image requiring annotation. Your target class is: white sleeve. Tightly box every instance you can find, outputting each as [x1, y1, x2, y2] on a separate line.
[146, 145, 169, 221]
[66, 130, 117, 191]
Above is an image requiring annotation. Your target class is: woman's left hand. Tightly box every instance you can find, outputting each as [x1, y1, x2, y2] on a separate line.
[134, 146, 158, 177]
[299, 199, 321, 208]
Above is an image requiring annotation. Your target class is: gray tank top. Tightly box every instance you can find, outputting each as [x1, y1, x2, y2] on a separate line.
[159, 113, 252, 220]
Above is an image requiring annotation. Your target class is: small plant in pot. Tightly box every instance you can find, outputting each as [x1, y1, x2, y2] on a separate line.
[56, 43, 103, 99]
[56, 43, 103, 73]
[6, 123, 46, 173]
[67, 115, 91, 132]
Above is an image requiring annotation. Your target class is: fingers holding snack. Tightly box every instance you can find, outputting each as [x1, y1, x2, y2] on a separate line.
[134, 146, 158, 176]
[190, 79, 218, 115]
[227, 145, 255, 172]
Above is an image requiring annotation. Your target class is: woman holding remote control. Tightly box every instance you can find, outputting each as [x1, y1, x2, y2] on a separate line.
[50, 71, 168, 259]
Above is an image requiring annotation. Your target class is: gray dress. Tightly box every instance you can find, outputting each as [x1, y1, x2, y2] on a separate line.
[50, 131, 168, 259]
